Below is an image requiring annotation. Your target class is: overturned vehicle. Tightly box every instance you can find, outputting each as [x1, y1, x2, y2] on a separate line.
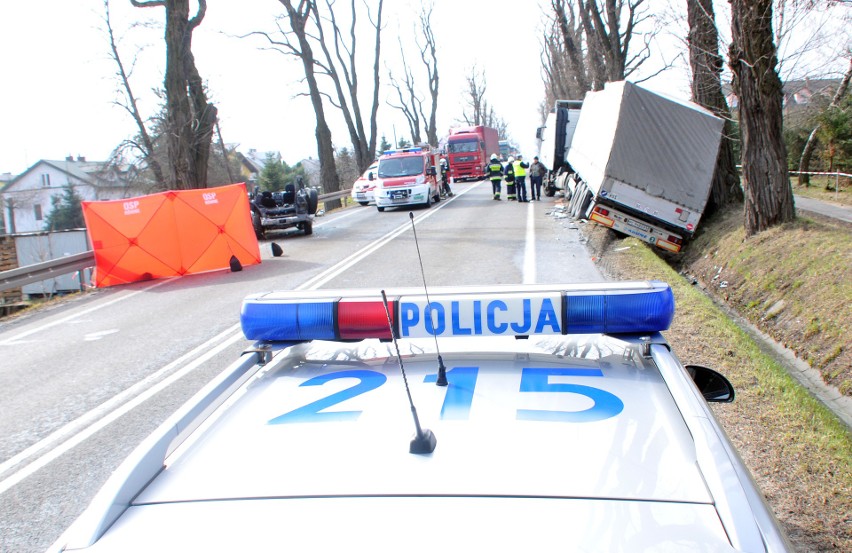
[249, 180, 319, 238]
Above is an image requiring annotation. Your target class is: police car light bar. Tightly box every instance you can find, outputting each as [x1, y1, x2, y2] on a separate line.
[240, 281, 674, 342]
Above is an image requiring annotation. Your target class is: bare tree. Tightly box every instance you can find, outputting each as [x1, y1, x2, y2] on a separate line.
[729, 0, 795, 236]
[387, 41, 423, 145]
[686, 0, 743, 214]
[104, 0, 167, 190]
[543, 0, 590, 104]
[131, 0, 218, 189]
[461, 65, 487, 126]
[456, 66, 508, 137]
[580, 0, 664, 86]
[542, 0, 669, 107]
[250, 1, 341, 201]
[384, 2, 440, 146]
[418, 3, 440, 146]
[310, 0, 384, 171]
[798, 56, 852, 185]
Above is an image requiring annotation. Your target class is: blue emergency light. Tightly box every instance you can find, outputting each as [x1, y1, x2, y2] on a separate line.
[381, 147, 424, 156]
[240, 282, 675, 342]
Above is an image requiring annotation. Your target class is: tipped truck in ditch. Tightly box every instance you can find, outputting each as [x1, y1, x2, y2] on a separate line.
[560, 81, 724, 253]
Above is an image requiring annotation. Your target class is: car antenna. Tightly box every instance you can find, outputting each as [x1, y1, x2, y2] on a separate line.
[380, 289, 437, 455]
[408, 212, 448, 386]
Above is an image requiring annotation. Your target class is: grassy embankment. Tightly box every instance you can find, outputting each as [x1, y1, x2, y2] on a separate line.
[588, 199, 851, 550]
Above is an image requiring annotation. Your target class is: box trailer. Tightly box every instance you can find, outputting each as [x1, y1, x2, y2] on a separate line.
[566, 81, 723, 253]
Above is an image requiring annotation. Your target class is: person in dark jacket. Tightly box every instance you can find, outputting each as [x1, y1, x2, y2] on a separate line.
[528, 156, 547, 201]
[439, 155, 453, 197]
[486, 154, 504, 200]
[504, 157, 516, 200]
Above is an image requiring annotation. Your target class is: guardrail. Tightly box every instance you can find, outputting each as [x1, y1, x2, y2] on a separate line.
[0, 188, 352, 293]
[0, 251, 95, 292]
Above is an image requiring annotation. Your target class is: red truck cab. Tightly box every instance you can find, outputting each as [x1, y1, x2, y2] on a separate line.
[446, 125, 500, 181]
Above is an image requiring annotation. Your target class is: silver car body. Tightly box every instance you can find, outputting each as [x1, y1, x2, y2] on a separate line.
[351, 162, 379, 205]
[52, 282, 790, 552]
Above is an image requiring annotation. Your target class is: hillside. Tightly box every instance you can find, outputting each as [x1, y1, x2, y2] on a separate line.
[676, 202, 851, 396]
[579, 197, 852, 550]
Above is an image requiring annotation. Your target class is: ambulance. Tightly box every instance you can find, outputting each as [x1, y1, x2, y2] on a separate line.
[373, 146, 442, 212]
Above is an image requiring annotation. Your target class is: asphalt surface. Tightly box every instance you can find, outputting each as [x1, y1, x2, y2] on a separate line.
[794, 194, 852, 223]
[0, 180, 602, 553]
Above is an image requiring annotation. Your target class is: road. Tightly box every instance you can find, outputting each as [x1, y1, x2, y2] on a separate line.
[0, 180, 602, 553]
[794, 194, 852, 224]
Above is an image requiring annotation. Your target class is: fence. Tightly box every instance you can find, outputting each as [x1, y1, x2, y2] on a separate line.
[788, 170, 850, 202]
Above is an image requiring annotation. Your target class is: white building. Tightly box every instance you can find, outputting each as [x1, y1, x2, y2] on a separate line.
[1, 156, 148, 234]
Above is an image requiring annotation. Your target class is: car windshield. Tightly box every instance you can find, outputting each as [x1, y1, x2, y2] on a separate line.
[447, 138, 480, 153]
[378, 156, 424, 178]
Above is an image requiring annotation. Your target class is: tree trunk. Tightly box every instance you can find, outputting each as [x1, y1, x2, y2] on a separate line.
[729, 0, 794, 237]
[686, 0, 742, 216]
[552, 0, 589, 95]
[280, 1, 340, 208]
[132, 0, 216, 189]
[163, 0, 216, 189]
[420, 5, 439, 147]
[312, 0, 384, 173]
[798, 57, 852, 186]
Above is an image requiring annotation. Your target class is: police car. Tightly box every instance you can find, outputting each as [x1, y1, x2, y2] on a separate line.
[51, 282, 790, 552]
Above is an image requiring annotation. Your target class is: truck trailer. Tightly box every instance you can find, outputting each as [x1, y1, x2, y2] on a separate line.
[565, 81, 723, 253]
[446, 126, 500, 181]
[536, 100, 583, 197]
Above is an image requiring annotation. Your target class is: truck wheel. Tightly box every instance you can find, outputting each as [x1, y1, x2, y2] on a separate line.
[303, 220, 313, 235]
[423, 192, 432, 208]
[306, 188, 319, 214]
[252, 212, 265, 240]
[377, 206, 385, 212]
[570, 184, 586, 218]
[545, 185, 556, 197]
[573, 186, 592, 219]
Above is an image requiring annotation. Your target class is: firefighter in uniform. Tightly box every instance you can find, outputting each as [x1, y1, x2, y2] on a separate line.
[486, 154, 504, 200]
[504, 156, 516, 200]
[513, 154, 530, 202]
[439, 155, 453, 197]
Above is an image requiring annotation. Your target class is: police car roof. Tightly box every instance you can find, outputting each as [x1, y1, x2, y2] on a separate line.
[77, 335, 740, 551]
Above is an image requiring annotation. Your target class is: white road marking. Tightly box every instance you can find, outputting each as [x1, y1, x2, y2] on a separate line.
[83, 329, 120, 341]
[0, 325, 243, 494]
[0, 279, 174, 347]
[523, 200, 537, 284]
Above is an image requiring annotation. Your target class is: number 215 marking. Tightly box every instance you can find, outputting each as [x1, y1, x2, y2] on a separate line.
[268, 367, 623, 425]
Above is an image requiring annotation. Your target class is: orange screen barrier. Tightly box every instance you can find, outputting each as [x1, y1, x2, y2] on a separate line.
[82, 183, 261, 287]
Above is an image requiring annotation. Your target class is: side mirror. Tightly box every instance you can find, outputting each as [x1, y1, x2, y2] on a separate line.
[368, 172, 374, 181]
[535, 127, 544, 140]
[427, 167, 437, 176]
[685, 364, 735, 403]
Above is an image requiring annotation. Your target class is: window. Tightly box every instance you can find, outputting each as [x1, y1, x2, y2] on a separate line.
[41, 173, 51, 187]
[447, 139, 478, 154]
[34, 204, 43, 221]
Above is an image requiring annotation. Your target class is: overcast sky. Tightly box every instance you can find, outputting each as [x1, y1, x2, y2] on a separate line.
[0, 0, 848, 177]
